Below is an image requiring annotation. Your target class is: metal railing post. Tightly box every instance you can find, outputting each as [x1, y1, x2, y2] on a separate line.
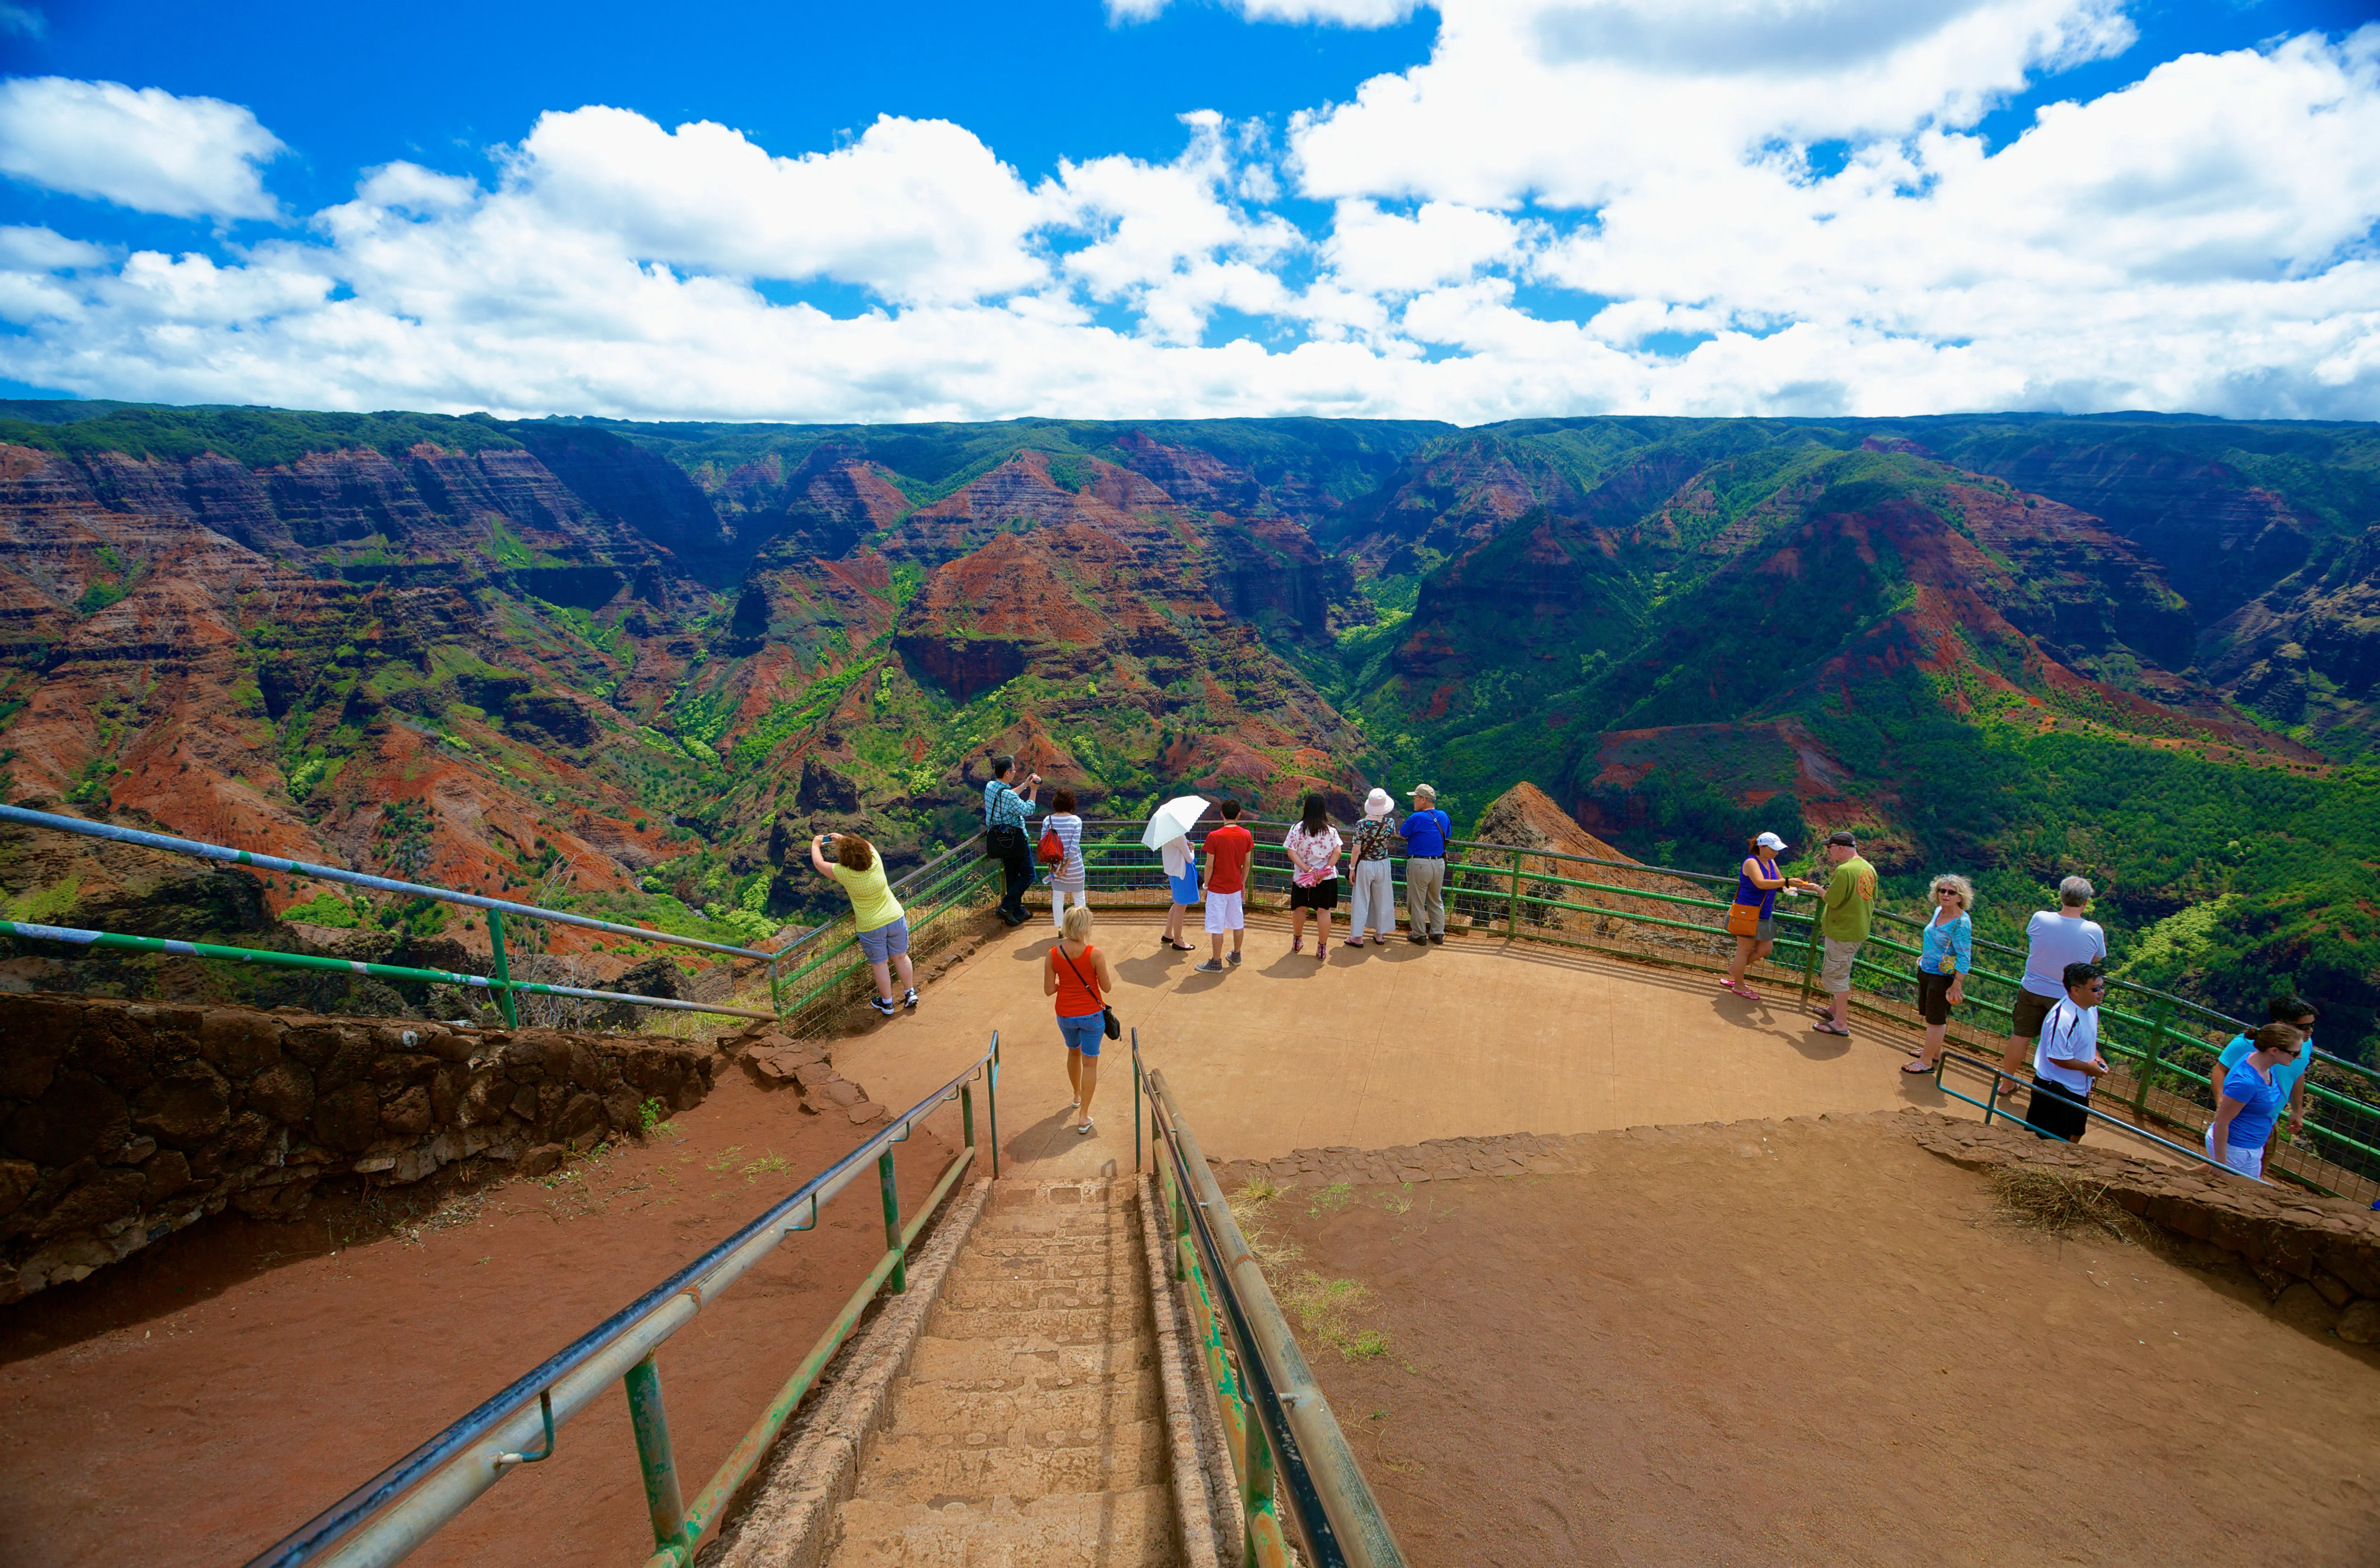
[878, 1148, 907, 1294]
[486, 908, 520, 1028]
[988, 1034, 1001, 1177]
[1796, 906, 1820, 1010]
[623, 1353, 687, 1550]
[767, 953, 785, 1021]
[960, 1082, 976, 1158]
[2136, 1000, 2172, 1119]
[1506, 848, 1521, 937]
[1132, 1029, 1142, 1174]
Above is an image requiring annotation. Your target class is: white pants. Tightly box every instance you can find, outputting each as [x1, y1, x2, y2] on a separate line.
[1405, 857, 1445, 937]
[1050, 884, 1087, 931]
[1348, 858, 1395, 937]
[2205, 1124, 2265, 1180]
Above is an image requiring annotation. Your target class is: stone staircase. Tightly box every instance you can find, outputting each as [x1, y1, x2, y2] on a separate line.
[822, 1178, 1213, 1568]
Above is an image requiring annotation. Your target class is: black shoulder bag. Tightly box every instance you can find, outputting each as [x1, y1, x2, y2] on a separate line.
[1058, 945, 1123, 1041]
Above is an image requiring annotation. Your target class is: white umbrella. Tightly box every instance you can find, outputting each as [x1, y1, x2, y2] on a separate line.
[1140, 794, 1209, 850]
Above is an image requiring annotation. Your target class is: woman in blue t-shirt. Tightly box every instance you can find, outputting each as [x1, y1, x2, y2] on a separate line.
[2207, 1023, 2305, 1181]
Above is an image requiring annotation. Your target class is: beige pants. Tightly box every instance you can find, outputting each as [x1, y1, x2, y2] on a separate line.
[1405, 857, 1445, 937]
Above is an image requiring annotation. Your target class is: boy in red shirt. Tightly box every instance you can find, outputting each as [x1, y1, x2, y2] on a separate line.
[1194, 799, 1255, 972]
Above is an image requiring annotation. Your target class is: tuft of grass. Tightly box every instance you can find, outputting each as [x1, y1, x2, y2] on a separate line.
[1280, 1272, 1390, 1361]
[1988, 1168, 2150, 1245]
[637, 1097, 679, 1138]
[1383, 1183, 1414, 1215]
[1307, 1181, 1353, 1216]
[707, 1145, 744, 1172]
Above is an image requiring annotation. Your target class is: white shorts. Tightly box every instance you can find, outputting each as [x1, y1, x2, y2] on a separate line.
[1203, 890, 1245, 933]
[2204, 1125, 2264, 1180]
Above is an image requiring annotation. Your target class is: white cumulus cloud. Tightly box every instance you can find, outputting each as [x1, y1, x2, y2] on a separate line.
[0, 76, 284, 220]
[0, 7, 2378, 424]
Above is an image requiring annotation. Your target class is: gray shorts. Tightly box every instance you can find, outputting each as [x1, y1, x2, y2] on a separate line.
[1821, 937, 1863, 995]
[856, 916, 911, 962]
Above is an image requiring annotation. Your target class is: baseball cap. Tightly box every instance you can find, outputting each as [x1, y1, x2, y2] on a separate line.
[1410, 784, 1436, 799]
[1755, 831, 1788, 851]
[1826, 831, 1858, 848]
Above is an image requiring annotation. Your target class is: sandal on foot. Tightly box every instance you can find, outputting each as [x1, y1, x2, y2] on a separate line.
[1901, 1059, 1936, 1075]
[1075, 1119, 1096, 1136]
[1290, 937, 1303, 954]
[1812, 1020, 1851, 1036]
[1316, 943, 1329, 958]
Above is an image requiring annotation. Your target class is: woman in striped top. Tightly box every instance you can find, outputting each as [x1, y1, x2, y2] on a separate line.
[1043, 788, 1087, 933]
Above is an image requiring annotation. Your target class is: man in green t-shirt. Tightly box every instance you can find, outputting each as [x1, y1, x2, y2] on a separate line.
[1813, 830, 1877, 1038]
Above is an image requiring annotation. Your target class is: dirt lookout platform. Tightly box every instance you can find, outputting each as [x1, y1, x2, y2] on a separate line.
[6, 906, 2377, 1566]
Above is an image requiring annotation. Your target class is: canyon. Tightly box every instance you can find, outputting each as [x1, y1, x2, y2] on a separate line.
[1, 401, 2376, 1057]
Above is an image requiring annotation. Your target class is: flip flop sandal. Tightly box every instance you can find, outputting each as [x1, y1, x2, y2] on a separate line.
[1813, 1021, 1851, 1036]
[1901, 1060, 1935, 1074]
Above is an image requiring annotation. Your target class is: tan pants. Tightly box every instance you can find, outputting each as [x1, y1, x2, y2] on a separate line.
[1405, 857, 1445, 937]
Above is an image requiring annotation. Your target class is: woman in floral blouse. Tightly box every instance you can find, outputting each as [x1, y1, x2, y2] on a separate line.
[1344, 788, 1397, 949]
[1282, 793, 1344, 959]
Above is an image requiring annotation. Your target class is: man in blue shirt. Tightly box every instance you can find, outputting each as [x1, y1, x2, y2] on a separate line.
[2215, 995, 2319, 1151]
[980, 756, 1041, 926]
[1399, 784, 1452, 946]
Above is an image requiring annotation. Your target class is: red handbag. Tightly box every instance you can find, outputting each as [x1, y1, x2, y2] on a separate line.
[1038, 824, 1065, 866]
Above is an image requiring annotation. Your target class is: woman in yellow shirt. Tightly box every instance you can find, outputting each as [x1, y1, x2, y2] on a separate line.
[811, 832, 916, 1018]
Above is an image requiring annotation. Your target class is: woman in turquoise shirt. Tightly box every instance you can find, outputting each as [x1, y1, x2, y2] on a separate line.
[1906, 874, 1974, 1075]
[2213, 996, 2319, 1154]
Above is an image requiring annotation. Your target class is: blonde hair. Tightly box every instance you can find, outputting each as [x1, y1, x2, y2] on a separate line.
[1061, 904, 1095, 944]
[1929, 873, 1975, 911]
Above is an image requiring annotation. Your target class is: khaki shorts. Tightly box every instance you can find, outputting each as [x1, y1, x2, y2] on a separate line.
[1821, 937, 1864, 995]
[2010, 988, 2058, 1040]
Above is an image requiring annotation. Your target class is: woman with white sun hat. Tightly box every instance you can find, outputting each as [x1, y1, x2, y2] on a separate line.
[1346, 788, 1399, 947]
[1720, 830, 1820, 1002]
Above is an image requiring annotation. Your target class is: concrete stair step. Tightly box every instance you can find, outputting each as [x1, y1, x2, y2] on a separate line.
[925, 1304, 1149, 1345]
[972, 1216, 1142, 1245]
[907, 1336, 1156, 1386]
[829, 1486, 1177, 1568]
[940, 1273, 1147, 1313]
[952, 1237, 1147, 1275]
[885, 1371, 1164, 1438]
[984, 1181, 1132, 1214]
[855, 1420, 1168, 1502]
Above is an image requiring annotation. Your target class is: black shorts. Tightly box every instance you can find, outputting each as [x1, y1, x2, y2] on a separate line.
[1288, 879, 1339, 911]
[2022, 1078, 2090, 1142]
[2010, 988, 2057, 1039]
[1916, 969, 1957, 1026]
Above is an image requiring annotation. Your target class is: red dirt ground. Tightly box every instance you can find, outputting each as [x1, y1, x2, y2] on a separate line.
[1255, 1114, 2380, 1568]
[0, 1071, 963, 1568]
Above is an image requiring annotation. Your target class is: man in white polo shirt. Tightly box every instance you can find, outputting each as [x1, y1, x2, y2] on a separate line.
[1997, 876, 2107, 1098]
[2022, 960, 2109, 1142]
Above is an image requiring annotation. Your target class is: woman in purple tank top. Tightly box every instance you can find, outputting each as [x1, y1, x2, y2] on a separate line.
[1722, 831, 1819, 1002]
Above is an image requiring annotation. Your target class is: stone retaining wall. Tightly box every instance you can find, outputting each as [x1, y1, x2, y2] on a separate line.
[0, 992, 717, 1303]
[1909, 1112, 2380, 1344]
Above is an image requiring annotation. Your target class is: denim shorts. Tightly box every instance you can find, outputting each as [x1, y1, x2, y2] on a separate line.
[856, 917, 910, 963]
[1057, 1011, 1104, 1056]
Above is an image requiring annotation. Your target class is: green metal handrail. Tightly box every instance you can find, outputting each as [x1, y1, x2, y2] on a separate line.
[1133, 1032, 1407, 1568]
[245, 1036, 999, 1568]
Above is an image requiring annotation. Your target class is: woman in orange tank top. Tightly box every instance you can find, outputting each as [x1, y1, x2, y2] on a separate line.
[1043, 904, 1116, 1136]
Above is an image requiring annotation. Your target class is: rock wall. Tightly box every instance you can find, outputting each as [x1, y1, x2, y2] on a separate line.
[0, 993, 716, 1304]
[1912, 1112, 2380, 1345]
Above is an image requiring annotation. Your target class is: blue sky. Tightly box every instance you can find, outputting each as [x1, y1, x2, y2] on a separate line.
[1, 0, 2377, 421]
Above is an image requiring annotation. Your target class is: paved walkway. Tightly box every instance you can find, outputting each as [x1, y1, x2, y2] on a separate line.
[835, 911, 2165, 1181]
